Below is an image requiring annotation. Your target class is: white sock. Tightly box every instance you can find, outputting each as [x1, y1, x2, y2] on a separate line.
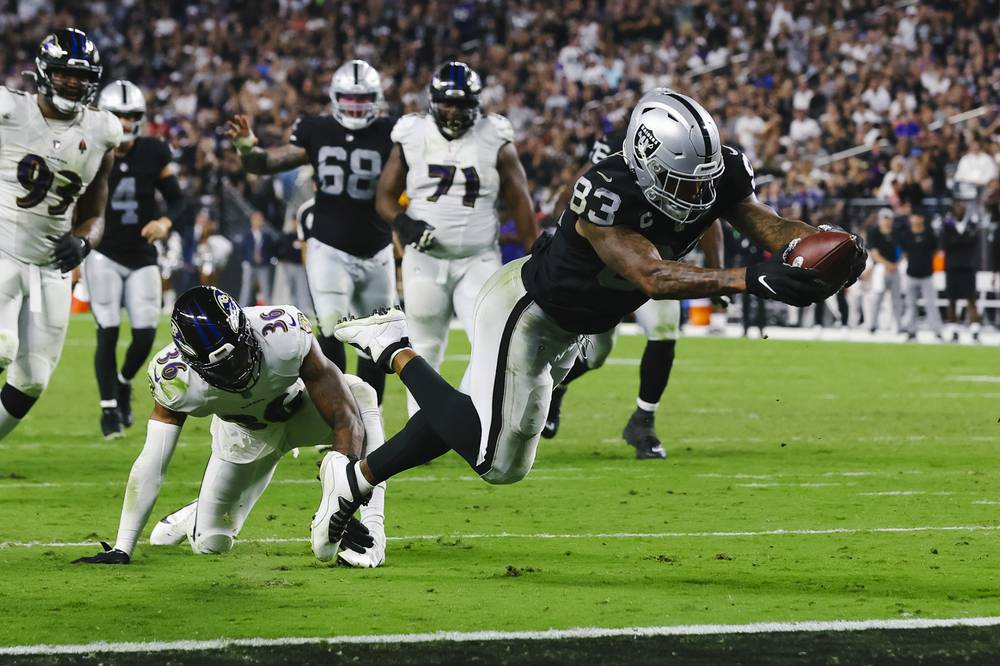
[100, 399, 118, 409]
[971, 321, 982, 334]
[354, 464, 374, 496]
[118, 373, 130, 385]
[0, 402, 20, 439]
[636, 398, 658, 413]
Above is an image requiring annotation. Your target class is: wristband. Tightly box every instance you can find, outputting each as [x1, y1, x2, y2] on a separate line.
[233, 132, 257, 155]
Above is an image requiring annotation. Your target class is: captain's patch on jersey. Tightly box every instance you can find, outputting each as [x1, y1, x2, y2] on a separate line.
[297, 312, 313, 334]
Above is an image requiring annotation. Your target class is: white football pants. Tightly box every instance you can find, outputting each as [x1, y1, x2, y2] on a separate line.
[82, 251, 161, 329]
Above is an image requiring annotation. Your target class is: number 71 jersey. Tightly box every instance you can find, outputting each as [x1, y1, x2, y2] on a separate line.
[392, 112, 513, 259]
[0, 87, 123, 265]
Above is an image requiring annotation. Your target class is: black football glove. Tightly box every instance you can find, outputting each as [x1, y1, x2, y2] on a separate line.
[339, 515, 375, 555]
[745, 255, 831, 307]
[48, 233, 90, 272]
[72, 541, 130, 565]
[393, 213, 436, 251]
[816, 224, 868, 288]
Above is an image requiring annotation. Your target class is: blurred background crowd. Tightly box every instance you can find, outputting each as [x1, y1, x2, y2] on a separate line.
[1, 0, 997, 334]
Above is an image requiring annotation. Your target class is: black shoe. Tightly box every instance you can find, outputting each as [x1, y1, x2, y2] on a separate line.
[905, 332, 917, 342]
[117, 380, 133, 428]
[101, 408, 124, 440]
[622, 409, 666, 459]
[541, 384, 567, 439]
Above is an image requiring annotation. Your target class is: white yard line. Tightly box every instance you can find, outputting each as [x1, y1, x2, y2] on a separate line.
[4, 616, 1000, 655]
[4, 523, 1000, 550]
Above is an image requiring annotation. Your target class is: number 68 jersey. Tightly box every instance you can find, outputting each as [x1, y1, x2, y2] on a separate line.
[0, 87, 123, 265]
[147, 305, 325, 463]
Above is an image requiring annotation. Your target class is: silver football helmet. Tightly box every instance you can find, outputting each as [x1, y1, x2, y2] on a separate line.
[329, 60, 383, 130]
[622, 89, 725, 225]
[98, 80, 147, 140]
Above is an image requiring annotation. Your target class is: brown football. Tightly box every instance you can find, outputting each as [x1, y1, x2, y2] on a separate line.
[785, 230, 857, 287]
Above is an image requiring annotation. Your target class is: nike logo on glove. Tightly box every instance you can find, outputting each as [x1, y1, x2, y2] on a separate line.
[757, 275, 777, 295]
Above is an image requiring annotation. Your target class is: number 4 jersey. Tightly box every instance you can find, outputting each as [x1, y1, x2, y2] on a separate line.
[0, 87, 123, 266]
[148, 306, 321, 462]
[522, 146, 755, 334]
[290, 115, 394, 258]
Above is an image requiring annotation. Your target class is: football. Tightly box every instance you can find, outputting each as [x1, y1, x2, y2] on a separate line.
[785, 230, 857, 287]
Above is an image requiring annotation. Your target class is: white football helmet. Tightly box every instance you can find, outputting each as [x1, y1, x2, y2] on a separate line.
[329, 60, 383, 130]
[623, 89, 725, 225]
[98, 80, 147, 140]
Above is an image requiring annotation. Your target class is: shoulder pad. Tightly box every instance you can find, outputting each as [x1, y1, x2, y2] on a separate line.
[250, 305, 314, 371]
[146, 346, 194, 411]
[719, 145, 756, 200]
[289, 116, 311, 147]
[569, 160, 637, 228]
[390, 113, 425, 145]
[100, 108, 124, 149]
[483, 113, 514, 144]
[0, 87, 23, 121]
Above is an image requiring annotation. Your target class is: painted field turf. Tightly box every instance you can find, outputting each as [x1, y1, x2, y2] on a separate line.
[1, 315, 998, 651]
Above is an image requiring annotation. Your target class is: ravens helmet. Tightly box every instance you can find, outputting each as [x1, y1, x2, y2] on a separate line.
[429, 61, 481, 139]
[170, 287, 261, 393]
[35, 29, 103, 114]
[622, 89, 725, 225]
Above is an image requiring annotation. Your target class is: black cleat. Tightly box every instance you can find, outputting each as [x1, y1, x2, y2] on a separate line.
[622, 408, 666, 459]
[101, 407, 124, 440]
[541, 384, 567, 439]
[117, 380, 133, 428]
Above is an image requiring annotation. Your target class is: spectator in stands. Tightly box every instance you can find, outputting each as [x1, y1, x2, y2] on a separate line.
[899, 214, 943, 342]
[239, 211, 277, 306]
[865, 209, 904, 333]
[952, 137, 999, 202]
[941, 202, 982, 343]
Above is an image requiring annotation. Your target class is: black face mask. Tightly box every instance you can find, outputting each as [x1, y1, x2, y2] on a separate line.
[189, 332, 262, 393]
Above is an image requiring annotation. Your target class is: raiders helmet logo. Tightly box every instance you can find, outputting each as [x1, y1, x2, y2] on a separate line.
[634, 124, 661, 160]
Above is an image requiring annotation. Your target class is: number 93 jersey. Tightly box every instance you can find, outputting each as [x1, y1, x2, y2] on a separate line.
[392, 112, 513, 259]
[522, 146, 755, 334]
[147, 306, 318, 462]
[0, 87, 123, 265]
[290, 115, 394, 258]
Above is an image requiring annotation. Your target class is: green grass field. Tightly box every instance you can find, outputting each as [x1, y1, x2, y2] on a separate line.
[2, 315, 999, 663]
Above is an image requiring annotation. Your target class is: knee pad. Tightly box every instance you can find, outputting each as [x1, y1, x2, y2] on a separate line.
[190, 532, 234, 555]
[482, 460, 531, 485]
[0, 329, 16, 372]
[8, 353, 55, 397]
[583, 332, 614, 370]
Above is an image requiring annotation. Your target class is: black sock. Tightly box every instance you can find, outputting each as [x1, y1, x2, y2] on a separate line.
[398, 356, 481, 466]
[365, 409, 452, 482]
[638, 340, 676, 405]
[319, 335, 346, 371]
[356, 355, 386, 405]
[1, 383, 37, 419]
[121, 327, 157, 381]
[95, 326, 120, 402]
[560, 356, 590, 387]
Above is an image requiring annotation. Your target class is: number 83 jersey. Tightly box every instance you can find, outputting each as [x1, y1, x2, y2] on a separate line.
[0, 87, 123, 265]
[147, 306, 320, 462]
[522, 147, 755, 334]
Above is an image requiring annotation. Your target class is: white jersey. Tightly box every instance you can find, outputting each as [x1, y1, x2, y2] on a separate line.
[393, 112, 512, 259]
[0, 87, 123, 266]
[147, 306, 315, 460]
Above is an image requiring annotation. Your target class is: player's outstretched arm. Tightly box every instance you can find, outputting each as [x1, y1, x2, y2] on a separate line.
[698, 220, 725, 269]
[73, 404, 186, 564]
[578, 220, 745, 300]
[725, 194, 816, 254]
[299, 339, 365, 459]
[226, 115, 309, 175]
[497, 142, 540, 250]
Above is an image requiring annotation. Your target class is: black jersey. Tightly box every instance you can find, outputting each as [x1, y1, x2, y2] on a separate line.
[290, 115, 394, 258]
[522, 145, 756, 334]
[98, 137, 173, 269]
[588, 128, 626, 165]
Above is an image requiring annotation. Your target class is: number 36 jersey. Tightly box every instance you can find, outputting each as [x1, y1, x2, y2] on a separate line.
[147, 305, 319, 462]
[291, 115, 394, 258]
[522, 146, 755, 334]
[392, 112, 512, 259]
[0, 87, 123, 265]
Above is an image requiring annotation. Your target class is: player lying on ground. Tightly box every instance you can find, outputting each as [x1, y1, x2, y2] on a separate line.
[73, 286, 387, 567]
[0, 28, 121, 440]
[88, 79, 186, 439]
[308, 89, 867, 557]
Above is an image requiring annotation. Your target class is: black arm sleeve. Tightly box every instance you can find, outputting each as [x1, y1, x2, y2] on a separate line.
[156, 174, 186, 226]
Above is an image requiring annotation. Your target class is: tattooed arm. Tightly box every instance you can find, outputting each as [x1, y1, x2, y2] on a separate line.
[225, 115, 310, 175]
[577, 220, 745, 299]
[724, 194, 817, 254]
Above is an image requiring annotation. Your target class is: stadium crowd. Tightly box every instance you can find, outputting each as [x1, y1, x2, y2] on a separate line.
[1, 0, 997, 326]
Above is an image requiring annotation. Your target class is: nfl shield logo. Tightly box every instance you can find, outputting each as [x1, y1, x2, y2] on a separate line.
[52, 139, 61, 150]
[79, 138, 87, 153]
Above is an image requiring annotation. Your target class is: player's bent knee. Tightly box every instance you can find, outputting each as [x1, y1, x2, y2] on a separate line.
[8, 353, 55, 398]
[344, 374, 378, 411]
[0, 329, 16, 372]
[190, 532, 234, 555]
[481, 460, 531, 485]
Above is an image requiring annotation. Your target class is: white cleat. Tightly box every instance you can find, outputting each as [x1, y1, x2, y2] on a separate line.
[311, 451, 367, 562]
[150, 500, 197, 546]
[337, 487, 386, 568]
[333, 307, 410, 372]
